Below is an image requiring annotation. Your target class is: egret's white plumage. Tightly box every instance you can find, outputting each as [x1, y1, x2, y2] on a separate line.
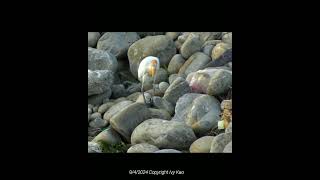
[138, 56, 160, 82]
[138, 56, 160, 105]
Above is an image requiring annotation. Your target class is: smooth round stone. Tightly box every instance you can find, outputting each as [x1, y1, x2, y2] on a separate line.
[154, 149, 182, 153]
[127, 143, 159, 153]
[90, 112, 102, 121]
[159, 82, 170, 93]
[88, 142, 102, 153]
[189, 136, 214, 153]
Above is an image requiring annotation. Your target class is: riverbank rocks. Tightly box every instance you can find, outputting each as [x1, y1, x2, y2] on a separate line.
[152, 96, 174, 115]
[189, 136, 214, 153]
[187, 68, 232, 96]
[159, 82, 169, 93]
[88, 142, 102, 153]
[88, 70, 114, 96]
[127, 143, 159, 153]
[167, 54, 185, 74]
[223, 141, 232, 153]
[165, 32, 181, 40]
[210, 132, 232, 153]
[97, 32, 140, 59]
[92, 127, 122, 145]
[168, 74, 185, 84]
[180, 33, 202, 59]
[88, 47, 118, 72]
[111, 84, 128, 99]
[222, 32, 232, 45]
[149, 108, 171, 120]
[88, 89, 112, 105]
[140, 68, 168, 91]
[89, 117, 108, 128]
[88, 32, 101, 47]
[178, 52, 211, 76]
[163, 77, 191, 106]
[131, 119, 197, 150]
[109, 102, 151, 142]
[137, 32, 165, 38]
[172, 94, 221, 136]
[98, 102, 115, 114]
[128, 35, 176, 78]
[211, 42, 232, 61]
[103, 100, 133, 122]
[154, 149, 182, 153]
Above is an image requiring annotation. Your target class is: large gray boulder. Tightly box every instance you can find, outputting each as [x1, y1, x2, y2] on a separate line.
[128, 35, 176, 78]
[88, 47, 118, 72]
[97, 32, 140, 59]
[127, 143, 159, 153]
[178, 52, 211, 76]
[180, 33, 203, 59]
[88, 70, 114, 96]
[163, 77, 191, 106]
[210, 132, 232, 153]
[131, 119, 197, 150]
[109, 102, 151, 142]
[88, 32, 101, 47]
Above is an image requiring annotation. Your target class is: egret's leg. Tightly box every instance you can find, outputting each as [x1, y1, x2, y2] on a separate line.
[151, 72, 157, 105]
[141, 76, 147, 105]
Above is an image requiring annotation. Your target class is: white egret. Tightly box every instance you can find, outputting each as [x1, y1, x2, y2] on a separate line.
[138, 56, 160, 105]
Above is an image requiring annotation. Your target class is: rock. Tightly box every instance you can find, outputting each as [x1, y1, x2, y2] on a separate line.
[175, 40, 183, 50]
[127, 143, 159, 153]
[88, 70, 114, 96]
[165, 32, 181, 40]
[140, 68, 168, 91]
[88, 104, 94, 109]
[163, 77, 191, 106]
[168, 73, 185, 84]
[159, 82, 169, 93]
[176, 32, 190, 45]
[222, 32, 232, 45]
[202, 44, 214, 57]
[221, 100, 232, 110]
[154, 149, 182, 153]
[88, 114, 90, 122]
[126, 92, 141, 102]
[210, 132, 232, 153]
[111, 84, 128, 99]
[103, 100, 133, 121]
[131, 119, 196, 150]
[186, 95, 221, 136]
[189, 136, 214, 153]
[88, 108, 92, 114]
[171, 93, 203, 122]
[96, 32, 140, 59]
[137, 32, 165, 38]
[202, 40, 222, 48]
[223, 141, 232, 153]
[225, 122, 232, 133]
[88, 127, 102, 137]
[136, 92, 152, 104]
[88, 89, 112, 105]
[88, 47, 118, 72]
[205, 48, 232, 68]
[109, 102, 151, 142]
[178, 52, 211, 76]
[152, 96, 174, 115]
[187, 68, 232, 96]
[207, 69, 232, 96]
[98, 102, 115, 114]
[92, 127, 122, 145]
[125, 82, 141, 94]
[118, 70, 139, 83]
[89, 117, 108, 128]
[192, 32, 223, 43]
[149, 108, 171, 120]
[211, 42, 232, 61]
[90, 112, 102, 121]
[145, 86, 163, 97]
[180, 33, 203, 59]
[113, 97, 127, 103]
[172, 94, 221, 136]
[88, 142, 102, 153]
[93, 106, 99, 112]
[128, 35, 176, 78]
[88, 32, 100, 47]
[167, 54, 186, 74]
